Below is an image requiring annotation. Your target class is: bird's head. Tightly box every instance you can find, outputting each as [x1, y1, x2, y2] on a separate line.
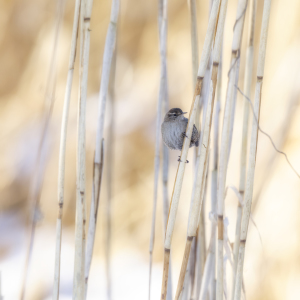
[164, 108, 187, 121]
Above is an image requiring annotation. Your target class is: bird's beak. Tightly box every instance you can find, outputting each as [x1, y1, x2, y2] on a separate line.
[182, 112, 187, 115]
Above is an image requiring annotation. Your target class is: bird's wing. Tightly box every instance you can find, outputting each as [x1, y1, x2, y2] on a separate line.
[192, 124, 200, 146]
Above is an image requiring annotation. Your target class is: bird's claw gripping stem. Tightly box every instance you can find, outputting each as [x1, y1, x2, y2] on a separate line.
[178, 156, 189, 163]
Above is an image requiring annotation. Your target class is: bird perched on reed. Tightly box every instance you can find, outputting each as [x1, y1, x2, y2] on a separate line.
[161, 108, 200, 162]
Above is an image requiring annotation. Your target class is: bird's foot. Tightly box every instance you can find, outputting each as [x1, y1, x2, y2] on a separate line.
[181, 132, 189, 139]
[178, 156, 189, 163]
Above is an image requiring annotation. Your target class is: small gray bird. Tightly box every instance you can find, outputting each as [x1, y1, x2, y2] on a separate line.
[161, 108, 199, 161]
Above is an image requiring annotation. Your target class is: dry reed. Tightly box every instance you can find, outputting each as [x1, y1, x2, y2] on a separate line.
[174, 0, 229, 297]
[20, 1, 65, 299]
[84, 0, 119, 296]
[160, 1, 222, 298]
[216, 0, 248, 298]
[231, 1, 256, 298]
[73, 0, 94, 298]
[159, 0, 172, 299]
[149, 0, 168, 298]
[182, 0, 200, 298]
[53, 1, 81, 299]
[233, 0, 272, 298]
[105, 48, 116, 300]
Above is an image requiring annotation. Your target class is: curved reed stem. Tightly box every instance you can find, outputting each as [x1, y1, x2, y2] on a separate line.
[53, 1, 81, 299]
[149, 0, 168, 299]
[216, 0, 248, 298]
[231, 1, 256, 298]
[73, 0, 94, 298]
[84, 0, 119, 296]
[20, 1, 65, 299]
[174, 0, 228, 298]
[233, 1, 272, 299]
[160, 1, 222, 298]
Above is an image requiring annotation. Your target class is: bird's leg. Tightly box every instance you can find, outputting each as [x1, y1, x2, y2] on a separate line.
[181, 132, 189, 139]
[178, 156, 189, 163]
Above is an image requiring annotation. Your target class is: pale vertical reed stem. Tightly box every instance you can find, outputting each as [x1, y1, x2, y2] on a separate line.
[228, 0, 247, 164]
[193, 2, 215, 296]
[160, 1, 222, 298]
[190, 0, 199, 89]
[53, 1, 81, 299]
[227, 57, 240, 164]
[209, 41, 222, 300]
[160, 0, 172, 299]
[149, 1, 168, 299]
[199, 221, 216, 300]
[20, 1, 65, 299]
[216, 0, 248, 298]
[231, 1, 256, 298]
[105, 49, 116, 300]
[234, 1, 272, 299]
[186, 0, 199, 298]
[73, 0, 93, 298]
[163, 124, 173, 300]
[199, 73, 222, 300]
[84, 0, 119, 295]
[161, 22, 172, 300]
[174, 0, 228, 298]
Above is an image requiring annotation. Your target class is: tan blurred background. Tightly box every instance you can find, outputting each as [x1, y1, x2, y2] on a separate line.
[0, 0, 300, 299]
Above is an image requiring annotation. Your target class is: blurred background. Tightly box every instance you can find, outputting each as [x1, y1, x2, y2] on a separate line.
[0, 0, 300, 299]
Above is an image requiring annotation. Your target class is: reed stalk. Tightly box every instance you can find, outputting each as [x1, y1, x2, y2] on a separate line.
[190, 0, 199, 89]
[163, 124, 173, 300]
[216, 0, 248, 298]
[231, 1, 256, 298]
[105, 48, 116, 300]
[149, 0, 168, 299]
[20, 1, 65, 299]
[53, 1, 81, 299]
[84, 0, 119, 296]
[174, 0, 228, 298]
[199, 220, 216, 300]
[209, 39, 223, 300]
[162, 29, 172, 300]
[160, 1, 172, 298]
[182, 1, 199, 298]
[73, 0, 94, 298]
[160, 0, 222, 298]
[161, 28, 172, 300]
[233, 1, 272, 299]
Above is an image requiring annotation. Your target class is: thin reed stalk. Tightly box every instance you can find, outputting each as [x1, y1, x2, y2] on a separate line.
[233, 1, 272, 299]
[216, 0, 248, 298]
[73, 0, 94, 298]
[174, 1, 228, 298]
[53, 1, 81, 299]
[105, 49, 116, 300]
[184, 0, 200, 298]
[160, 1, 172, 299]
[199, 221, 216, 300]
[190, 0, 199, 89]
[84, 0, 119, 296]
[163, 128, 173, 300]
[20, 1, 65, 299]
[209, 39, 223, 300]
[149, 0, 168, 299]
[231, 1, 256, 298]
[160, 0, 222, 298]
